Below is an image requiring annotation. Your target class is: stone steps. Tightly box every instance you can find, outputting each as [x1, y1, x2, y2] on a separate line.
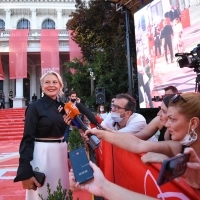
[0, 108, 25, 141]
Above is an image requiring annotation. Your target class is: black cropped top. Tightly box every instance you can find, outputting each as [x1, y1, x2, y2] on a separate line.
[158, 126, 167, 141]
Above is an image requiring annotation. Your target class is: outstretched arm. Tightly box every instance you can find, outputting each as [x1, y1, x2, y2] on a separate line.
[70, 161, 157, 200]
[84, 129, 180, 157]
[134, 116, 161, 140]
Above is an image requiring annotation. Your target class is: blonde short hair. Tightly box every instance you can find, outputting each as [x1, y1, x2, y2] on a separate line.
[40, 71, 64, 96]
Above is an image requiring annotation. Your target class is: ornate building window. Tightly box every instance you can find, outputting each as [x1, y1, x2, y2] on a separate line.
[42, 19, 55, 29]
[17, 18, 30, 29]
[0, 19, 5, 30]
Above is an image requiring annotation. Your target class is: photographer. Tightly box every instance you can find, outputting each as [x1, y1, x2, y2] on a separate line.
[152, 85, 178, 103]
[164, 85, 178, 95]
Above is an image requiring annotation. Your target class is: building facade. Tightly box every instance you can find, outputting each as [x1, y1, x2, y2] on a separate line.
[0, 0, 79, 108]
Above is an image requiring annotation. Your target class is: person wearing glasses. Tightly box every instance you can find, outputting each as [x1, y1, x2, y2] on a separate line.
[101, 93, 147, 134]
[84, 92, 200, 190]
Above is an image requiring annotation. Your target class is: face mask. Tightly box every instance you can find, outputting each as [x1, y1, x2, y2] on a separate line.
[180, 121, 198, 146]
[71, 99, 76, 103]
[100, 107, 104, 112]
[110, 112, 125, 123]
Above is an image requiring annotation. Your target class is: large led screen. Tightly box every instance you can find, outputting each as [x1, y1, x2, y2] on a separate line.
[134, 0, 200, 108]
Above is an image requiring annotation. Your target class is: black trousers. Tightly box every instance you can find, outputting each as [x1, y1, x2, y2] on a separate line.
[9, 99, 13, 108]
[0, 102, 5, 109]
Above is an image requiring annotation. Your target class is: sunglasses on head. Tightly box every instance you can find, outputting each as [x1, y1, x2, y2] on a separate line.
[172, 94, 187, 103]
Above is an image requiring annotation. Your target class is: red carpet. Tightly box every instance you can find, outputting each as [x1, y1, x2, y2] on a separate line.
[0, 109, 92, 200]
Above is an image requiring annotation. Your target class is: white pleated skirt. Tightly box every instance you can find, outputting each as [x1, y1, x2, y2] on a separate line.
[26, 140, 69, 200]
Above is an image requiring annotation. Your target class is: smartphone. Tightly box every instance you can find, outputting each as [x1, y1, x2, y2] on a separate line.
[157, 154, 190, 186]
[33, 171, 46, 186]
[69, 146, 94, 184]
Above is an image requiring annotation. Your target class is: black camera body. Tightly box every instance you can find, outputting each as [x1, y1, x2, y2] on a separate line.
[152, 95, 163, 102]
[175, 44, 200, 71]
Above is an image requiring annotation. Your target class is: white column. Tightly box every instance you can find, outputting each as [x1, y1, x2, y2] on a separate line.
[3, 64, 9, 107]
[57, 9, 63, 29]
[3, 65, 10, 102]
[30, 65, 37, 99]
[31, 8, 37, 29]
[36, 65, 41, 98]
[15, 79, 23, 98]
[13, 78, 26, 108]
[4, 9, 11, 29]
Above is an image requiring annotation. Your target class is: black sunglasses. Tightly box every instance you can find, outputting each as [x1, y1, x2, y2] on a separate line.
[172, 94, 187, 103]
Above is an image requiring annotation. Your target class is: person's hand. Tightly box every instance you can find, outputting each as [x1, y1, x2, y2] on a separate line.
[141, 152, 169, 164]
[182, 147, 200, 189]
[69, 169, 81, 191]
[22, 176, 41, 191]
[98, 125, 112, 132]
[63, 114, 71, 125]
[69, 161, 105, 197]
[84, 129, 103, 142]
[76, 98, 81, 103]
[79, 129, 85, 137]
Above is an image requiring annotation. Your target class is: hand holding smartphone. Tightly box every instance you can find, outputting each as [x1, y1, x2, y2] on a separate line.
[69, 146, 94, 184]
[157, 153, 190, 186]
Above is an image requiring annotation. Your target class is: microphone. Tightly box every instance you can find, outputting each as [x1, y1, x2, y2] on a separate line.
[57, 102, 81, 129]
[76, 103, 104, 130]
[71, 118, 82, 129]
[57, 102, 66, 115]
[64, 102, 101, 150]
[64, 101, 88, 132]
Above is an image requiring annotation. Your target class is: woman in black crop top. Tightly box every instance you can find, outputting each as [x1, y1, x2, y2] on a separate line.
[14, 71, 70, 200]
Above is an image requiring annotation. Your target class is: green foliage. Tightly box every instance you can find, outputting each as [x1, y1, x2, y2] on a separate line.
[68, 127, 85, 151]
[64, 59, 93, 106]
[39, 179, 78, 200]
[67, 0, 122, 59]
[65, 0, 137, 109]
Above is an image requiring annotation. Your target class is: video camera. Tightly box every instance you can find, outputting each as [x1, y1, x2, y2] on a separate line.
[152, 95, 164, 102]
[175, 44, 200, 72]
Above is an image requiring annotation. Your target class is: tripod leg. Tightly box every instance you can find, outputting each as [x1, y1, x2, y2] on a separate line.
[195, 76, 200, 93]
[198, 82, 200, 93]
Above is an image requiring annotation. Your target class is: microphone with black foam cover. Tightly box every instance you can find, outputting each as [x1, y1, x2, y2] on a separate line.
[76, 103, 104, 130]
[57, 102, 66, 115]
[64, 102, 101, 150]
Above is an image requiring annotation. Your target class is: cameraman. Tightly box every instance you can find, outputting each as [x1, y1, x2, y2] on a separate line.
[164, 85, 178, 95]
